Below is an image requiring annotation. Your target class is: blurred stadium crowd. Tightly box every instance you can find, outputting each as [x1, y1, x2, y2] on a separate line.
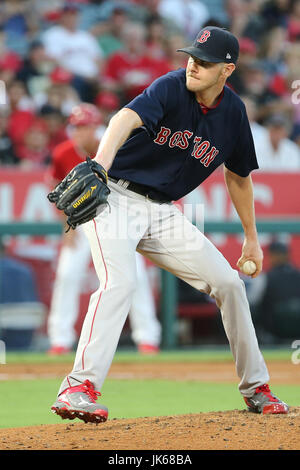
[0, 0, 299, 170]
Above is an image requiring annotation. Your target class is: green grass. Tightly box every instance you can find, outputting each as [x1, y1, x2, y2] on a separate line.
[0, 348, 297, 429]
[3, 346, 295, 365]
[0, 378, 298, 429]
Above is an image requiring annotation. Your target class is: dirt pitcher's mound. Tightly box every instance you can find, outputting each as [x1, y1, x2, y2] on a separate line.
[1, 408, 299, 450]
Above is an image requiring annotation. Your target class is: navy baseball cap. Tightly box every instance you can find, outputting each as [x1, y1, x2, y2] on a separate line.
[177, 26, 239, 64]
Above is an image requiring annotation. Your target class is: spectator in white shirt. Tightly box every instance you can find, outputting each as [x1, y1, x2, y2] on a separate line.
[158, 0, 210, 40]
[254, 114, 300, 172]
[242, 94, 268, 148]
[42, 4, 103, 102]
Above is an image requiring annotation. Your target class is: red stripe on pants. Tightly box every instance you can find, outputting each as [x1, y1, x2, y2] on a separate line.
[81, 219, 108, 370]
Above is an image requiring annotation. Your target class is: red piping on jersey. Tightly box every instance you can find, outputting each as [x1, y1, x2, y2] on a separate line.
[199, 88, 224, 115]
[81, 219, 108, 370]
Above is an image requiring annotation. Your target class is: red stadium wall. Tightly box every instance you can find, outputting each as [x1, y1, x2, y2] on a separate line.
[0, 169, 299, 328]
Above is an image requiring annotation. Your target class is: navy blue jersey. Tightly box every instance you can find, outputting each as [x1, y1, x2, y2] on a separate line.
[109, 68, 258, 201]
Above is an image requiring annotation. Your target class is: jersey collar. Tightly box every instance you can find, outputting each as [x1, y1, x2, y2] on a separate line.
[198, 88, 225, 115]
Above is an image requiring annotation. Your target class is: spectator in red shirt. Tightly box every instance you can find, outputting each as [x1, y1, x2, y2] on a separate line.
[38, 106, 68, 153]
[50, 103, 101, 182]
[103, 22, 170, 103]
[18, 119, 51, 168]
[6, 80, 36, 156]
[288, 0, 300, 42]
[0, 51, 23, 87]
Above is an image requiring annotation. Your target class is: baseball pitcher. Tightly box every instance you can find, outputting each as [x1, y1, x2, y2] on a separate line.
[48, 27, 289, 423]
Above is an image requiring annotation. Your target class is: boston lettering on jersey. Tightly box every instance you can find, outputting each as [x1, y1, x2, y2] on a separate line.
[154, 127, 219, 168]
[109, 68, 258, 201]
[154, 127, 192, 149]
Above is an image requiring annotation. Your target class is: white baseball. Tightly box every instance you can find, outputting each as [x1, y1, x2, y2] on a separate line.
[242, 260, 257, 275]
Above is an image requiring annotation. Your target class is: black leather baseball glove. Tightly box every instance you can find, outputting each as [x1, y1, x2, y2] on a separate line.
[47, 157, 110, 231]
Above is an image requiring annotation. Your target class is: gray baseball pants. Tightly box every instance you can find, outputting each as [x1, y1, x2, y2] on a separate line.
[58, 179, 269, 398]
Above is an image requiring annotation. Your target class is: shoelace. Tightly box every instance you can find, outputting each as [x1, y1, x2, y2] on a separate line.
[255, 384, 278, 402]
[82, 380, 101, 402]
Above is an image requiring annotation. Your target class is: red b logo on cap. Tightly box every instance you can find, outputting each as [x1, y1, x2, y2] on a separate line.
[197, 30, 211, 43]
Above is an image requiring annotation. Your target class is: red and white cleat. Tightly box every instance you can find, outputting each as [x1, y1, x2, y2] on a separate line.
[244, 384, 289, 415]
[51, 379, 108, 423]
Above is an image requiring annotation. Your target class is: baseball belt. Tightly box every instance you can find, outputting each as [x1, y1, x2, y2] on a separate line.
[108, 177, 170, 203]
